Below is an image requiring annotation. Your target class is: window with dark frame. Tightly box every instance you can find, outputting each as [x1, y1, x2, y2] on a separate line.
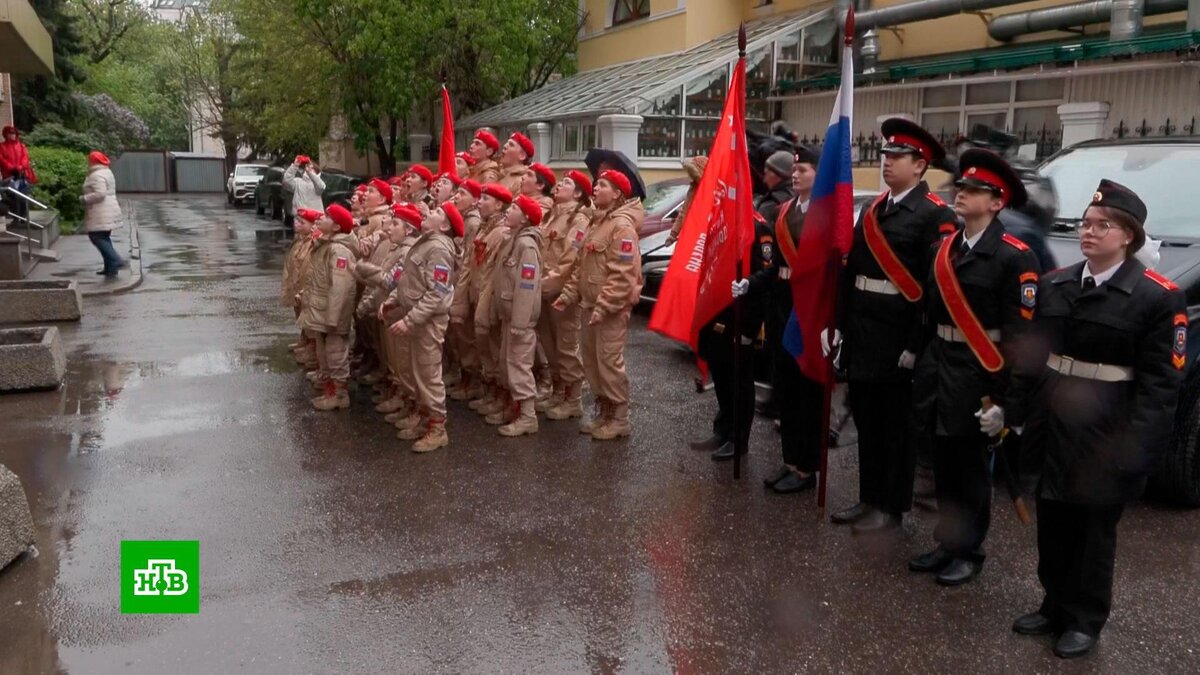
[612, 0, 651, 26]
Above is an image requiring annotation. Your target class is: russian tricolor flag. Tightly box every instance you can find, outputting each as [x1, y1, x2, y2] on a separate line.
[781, 9, 857, 385]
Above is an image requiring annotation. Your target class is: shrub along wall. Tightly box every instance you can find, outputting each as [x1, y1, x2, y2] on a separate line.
[27, 147, 89, 233]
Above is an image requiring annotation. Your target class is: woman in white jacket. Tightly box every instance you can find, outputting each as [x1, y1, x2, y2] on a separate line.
[81, 151, 125, 277]
[283, 155, 325, 217]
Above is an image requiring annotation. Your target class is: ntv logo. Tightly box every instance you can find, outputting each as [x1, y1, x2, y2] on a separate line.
[133, 559, 189, 596]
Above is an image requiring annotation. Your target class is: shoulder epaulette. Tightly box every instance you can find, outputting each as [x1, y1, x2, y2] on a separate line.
[1144, 268, 1179, 291]
[1001, 233, 1030, 251]
[926, 192, 947, 207]
[753, 212, 766, 224]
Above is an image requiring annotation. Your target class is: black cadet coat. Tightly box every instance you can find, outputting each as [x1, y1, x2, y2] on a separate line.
[703, 218, 776, 342]
[839, 182, 956, 383]
[1025, 259, 1186, 504]
[911, 219, 1042, 438]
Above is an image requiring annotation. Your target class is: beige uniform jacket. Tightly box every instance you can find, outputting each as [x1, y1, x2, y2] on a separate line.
[559, 199, 645, 316]
[388, 231, 458, 327]
[498, 164, 526, 195]
[470, 159, 500, 185]
[356, 206, 391, 257]
[300, 231, 360, 334]
[540, 202, 590, 300]
[281, 236, 315, 307]
[450, 211, 483, 320]
[355, 239, 407, 314]
[492, 226, 544, 330]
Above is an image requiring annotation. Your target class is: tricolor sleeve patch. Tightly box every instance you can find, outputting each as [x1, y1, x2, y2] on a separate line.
[521, 263, 536, 280]
[335, 256, 348, 270]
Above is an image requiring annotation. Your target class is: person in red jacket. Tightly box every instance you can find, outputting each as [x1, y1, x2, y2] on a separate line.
[0, 126, 36, 221]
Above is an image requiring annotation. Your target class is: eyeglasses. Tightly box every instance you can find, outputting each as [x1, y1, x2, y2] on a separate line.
[1076, 219, 1118, 235]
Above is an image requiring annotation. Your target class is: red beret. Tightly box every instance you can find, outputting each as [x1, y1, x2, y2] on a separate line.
[482, 183, 513, 204]
[355, 184, 369, 193]
[88, 151, 110, 166]
[387, 175, 407, 186]
[326, 204, 354, 233]
[368, 178, 393, 203]
[391, 202, 422, 227]
[295, 208, 322, 223]
[456, 151, 476, 167]
[409, 165, 434, 184]
[460, 179, 482, 199]
[599, 170, 632, 198]
[438, 171, 463, 187]
[514, 194, 543, 227]
[530, 163, 556, 188]
[566, 170, 592, 197]
[474, 130, 500, 152]
[510, 132, 535, 159]
[295, 155, 311, 165]
[441, 201, 464, 238]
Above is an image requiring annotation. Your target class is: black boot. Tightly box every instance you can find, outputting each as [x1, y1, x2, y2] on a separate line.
[830, 503, 871, 525]
[689, 434, 726, 452]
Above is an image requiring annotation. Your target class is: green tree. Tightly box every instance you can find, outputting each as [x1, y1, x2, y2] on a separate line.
[12, 0, 88, 130]
[67, 0, 148, 65]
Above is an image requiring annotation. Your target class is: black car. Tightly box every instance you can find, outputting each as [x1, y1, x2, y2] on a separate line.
[255, 165, 366, 227]
[1038, 137, 1200, 505]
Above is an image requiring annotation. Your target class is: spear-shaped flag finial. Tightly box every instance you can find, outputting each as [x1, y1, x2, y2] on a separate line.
[738, 22, 746, 57]
[844, 4, 855, 46]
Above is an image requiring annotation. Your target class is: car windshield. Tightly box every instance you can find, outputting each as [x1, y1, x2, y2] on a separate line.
[643, 181, 690, 216]
[1040, 144, 1200, 239]
[236, 166, 267, 177]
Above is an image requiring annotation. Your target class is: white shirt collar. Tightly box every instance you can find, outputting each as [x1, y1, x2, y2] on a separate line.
[962, 229, 985, 251]
[888, 185, 917, 206]
[798, 199, 810, 213]
[1083, 260, 1123, 286]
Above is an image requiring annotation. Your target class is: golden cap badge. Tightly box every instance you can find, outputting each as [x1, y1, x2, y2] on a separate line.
[967, 167, 977, 175]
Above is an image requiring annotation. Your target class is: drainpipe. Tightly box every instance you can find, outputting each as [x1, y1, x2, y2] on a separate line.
[1110, 0, 1146, 39]
[988, 0, 1182, 41]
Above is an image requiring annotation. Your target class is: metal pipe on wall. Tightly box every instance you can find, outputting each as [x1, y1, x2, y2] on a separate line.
[988, 0, 1184, 41]
[853, 0, 1030, 33]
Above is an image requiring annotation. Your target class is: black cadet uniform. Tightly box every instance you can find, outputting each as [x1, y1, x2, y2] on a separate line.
[697, 216, 776, 460]
[760, 196, 824, 492]
[1015, 180, 1185, 657]
[910, 149, 1041, 586]
[836, 119, 957, 528]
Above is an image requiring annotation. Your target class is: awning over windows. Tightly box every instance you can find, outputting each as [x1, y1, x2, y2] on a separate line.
[0, 0, 55, 76]
[775, 30, 1200, 96]
[458, 7, 832, 129]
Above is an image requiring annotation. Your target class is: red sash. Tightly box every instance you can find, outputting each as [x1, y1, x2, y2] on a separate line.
[933, 234, 1004, 373]
[774, 201, 797, 264]
[862, 193, 923, 302]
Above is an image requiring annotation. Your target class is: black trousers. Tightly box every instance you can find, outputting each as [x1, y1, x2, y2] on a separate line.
[1037, 498, 1125, 637]
[698, 328, 756, 449]
[932, 434, 992, 562]
[775, 346, 823, 473]
[847, 381, 915, 515]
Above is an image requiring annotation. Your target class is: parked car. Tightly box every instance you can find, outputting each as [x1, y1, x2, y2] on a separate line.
[638, 189, 878, 304]
[1038, 137, 1200, 506]
[640, 178, 692, 238]
[256, 165, 366, 227]
[227, 163, 269, 206]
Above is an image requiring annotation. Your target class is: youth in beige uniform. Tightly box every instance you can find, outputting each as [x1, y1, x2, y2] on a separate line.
[447, 180, 485, 401]
[283, 209, 319, 368]
[301, 205, 361, 410]
[489, 194, 546, 435]
[554, 171, 644, 440]
[384, 203, 462, 452]
[519, 163, 558, 403]
[538, 171, 591, 419]
[467, 130, 502, 185]
[468, 185, 516, 417]
[352, 179, 395, 382]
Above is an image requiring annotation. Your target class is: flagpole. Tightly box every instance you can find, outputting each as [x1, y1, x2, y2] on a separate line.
[731, 24, 747, 481]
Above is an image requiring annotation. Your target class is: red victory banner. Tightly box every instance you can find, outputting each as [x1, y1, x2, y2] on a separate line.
[438, 83, 456, 175]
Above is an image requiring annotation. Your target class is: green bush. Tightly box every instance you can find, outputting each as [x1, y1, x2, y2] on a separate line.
[24, 123, 107, 155]
[27, 147, 89, 232]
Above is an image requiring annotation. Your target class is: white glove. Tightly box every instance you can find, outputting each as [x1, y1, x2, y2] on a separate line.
[897, 350, 916, 370]
[820, 328, 842, 357]
[731, 279, 749, 298]
[975, 405, 1004, 436]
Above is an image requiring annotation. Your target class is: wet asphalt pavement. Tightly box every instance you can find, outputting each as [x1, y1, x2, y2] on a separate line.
[1, 195, 1199, 673]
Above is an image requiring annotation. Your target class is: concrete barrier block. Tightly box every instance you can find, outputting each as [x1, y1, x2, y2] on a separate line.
[0, 464, 34, 571]
[0, 327, 66, 391]
[0, 280, 83, 323]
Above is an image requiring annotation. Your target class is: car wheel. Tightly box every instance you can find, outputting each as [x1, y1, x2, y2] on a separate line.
[1150, 371, 1200, 507]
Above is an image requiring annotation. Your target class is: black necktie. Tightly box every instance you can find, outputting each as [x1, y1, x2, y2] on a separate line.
[1083, 276, 1096, 291]
[960, 240, 970, 256]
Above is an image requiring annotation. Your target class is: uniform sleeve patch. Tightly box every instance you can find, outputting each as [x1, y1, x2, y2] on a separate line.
[1174, 313, 1188, 370]
[1021, 281, 1037, 314]
[760, 242, 773, 264]
[521, 263, 536, 280]
[572, 230, 586, 249]
[618, 238, 634, 261]
[335, 256, 349, 270]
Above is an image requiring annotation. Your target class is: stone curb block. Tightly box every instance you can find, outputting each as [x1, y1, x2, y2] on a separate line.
[0, 327, 67, 392]
[0, 280, 83, 323]
[0, 464, 34, 572]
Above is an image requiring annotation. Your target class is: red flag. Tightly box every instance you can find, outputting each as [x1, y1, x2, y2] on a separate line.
[649, 50, 754, 347]
[438, 85, 456, 175]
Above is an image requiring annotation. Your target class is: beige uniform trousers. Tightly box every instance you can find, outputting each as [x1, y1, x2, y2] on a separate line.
[450, 319, 478, 372]
[580, 310, 630, 404]
[307, 330, 350, 381]
[411, 314, 450, 418]
[384, 323, 417, 399]
[500, 322, 538, 401]
[536, 300, 584, 386]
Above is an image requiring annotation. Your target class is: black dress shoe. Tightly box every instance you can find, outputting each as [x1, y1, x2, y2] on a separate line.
[935, 558, 981, 586]
[1053, 631, 1096, 659]
[710, 441, 742, 461]
[763, 466, 791, 488]
[754, 400, 779, 419]
[830, 502, 871, 525]
[1012, 612, 1055, 636]
[689, 435, 726, 452]
[908, 548, 954, 573]
[851, 510, 900, 534]
[771, 472, 815, 494]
